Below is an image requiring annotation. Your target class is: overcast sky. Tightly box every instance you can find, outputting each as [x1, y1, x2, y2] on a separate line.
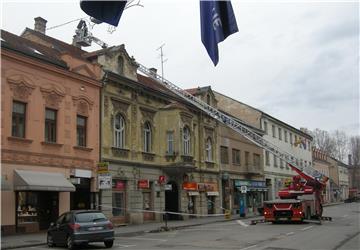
[2, 0, 359, 136]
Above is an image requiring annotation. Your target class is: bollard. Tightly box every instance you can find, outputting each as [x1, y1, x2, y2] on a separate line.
[225, 209, 231, 219]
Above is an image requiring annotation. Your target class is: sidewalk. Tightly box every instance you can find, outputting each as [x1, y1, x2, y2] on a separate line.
[1, 215, 250, 249]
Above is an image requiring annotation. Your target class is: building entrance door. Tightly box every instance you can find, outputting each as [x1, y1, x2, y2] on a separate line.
[165, 181, 179, 220]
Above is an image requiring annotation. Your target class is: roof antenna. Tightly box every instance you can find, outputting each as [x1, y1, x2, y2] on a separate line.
[157, 43, 168, 81]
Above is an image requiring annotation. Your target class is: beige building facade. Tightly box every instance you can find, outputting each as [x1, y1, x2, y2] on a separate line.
[1, 28, 101, 234]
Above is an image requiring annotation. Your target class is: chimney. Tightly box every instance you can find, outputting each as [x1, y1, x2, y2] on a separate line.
[34, 17, 47, 34]
[348, 154, 352, 166]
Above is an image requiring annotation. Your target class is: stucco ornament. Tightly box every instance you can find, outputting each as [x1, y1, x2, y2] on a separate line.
[40, 85, 65, 109]
[72, 95, 94, 116]
[7, 75, 35, 101]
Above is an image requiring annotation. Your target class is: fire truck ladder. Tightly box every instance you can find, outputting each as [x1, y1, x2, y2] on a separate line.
[136, 63, 328, 186]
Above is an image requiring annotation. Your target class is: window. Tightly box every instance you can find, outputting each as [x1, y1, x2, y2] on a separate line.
[166, 131, 174, 154]
[253, 153, 261, 168]
[284, 131, 288, 143]
[12, 101, 26, 138]
[232, 149, 241, 165]
[308, 141, 311, 151]
[278, 128, 282, 140]
[183, 126, 191, 155]
[295, 135, 298, 146]
[245, 151, 250, 166]
[265, 151, 270, 166]
[77, 115, 87, 147]
[272, 125, 276, 138]
[280, 159, 284, 168]
[263, 121, 268, 134]
[220, 146, 229, 164]
[273, 156, 278, 167]
[290, 133, 293, 144]
[205, 138, 212, 162]
[45, 108, 57, 143]
[114, 113, 125, 148]
[144, 122, 151, 152]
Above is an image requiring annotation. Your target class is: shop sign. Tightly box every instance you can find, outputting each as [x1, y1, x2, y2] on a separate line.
[234, 179, 266, 188]
[138, 179, 150, 189]
[112, 180, 125, 190]
[164, 184, 172, 191]
[240, 186, 247, 193]
[182, 182, 197, 191]
[98, 174, 112, 189]
[188, 191, 200, 196]
[75, 169, 92, 178]
[97, 162, 109, 174]
[206, 191, 219, 196]
[158, 175, 166, 185]
[198, 182, 218, 192]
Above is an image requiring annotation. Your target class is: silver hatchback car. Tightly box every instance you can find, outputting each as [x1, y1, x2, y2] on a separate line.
[47, 210, 114, 249]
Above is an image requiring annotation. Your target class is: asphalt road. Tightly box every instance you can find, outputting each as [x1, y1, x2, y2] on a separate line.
[20, 202, 359, 250]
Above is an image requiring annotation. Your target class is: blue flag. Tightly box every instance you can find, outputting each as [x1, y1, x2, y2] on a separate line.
[200, 0, 238, 66]
[80, 0, 127, 27]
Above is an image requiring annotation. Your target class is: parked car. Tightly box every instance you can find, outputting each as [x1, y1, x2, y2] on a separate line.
[47, 210, 114, 249]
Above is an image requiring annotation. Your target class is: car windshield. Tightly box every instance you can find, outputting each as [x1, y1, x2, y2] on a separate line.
[75, 212, 107, 223]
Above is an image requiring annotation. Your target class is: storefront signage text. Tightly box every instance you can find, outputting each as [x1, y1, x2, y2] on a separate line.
[97, 162, 109, 174]
[182, 182, 197, 191]
[138, 179, 150, 189]
[113, 180, 125, 190]
[98, 174, 112, 189]
[197, 182, 218, 192]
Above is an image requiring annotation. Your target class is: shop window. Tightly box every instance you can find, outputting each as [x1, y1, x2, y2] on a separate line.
[76, 115, 87, 147]
[183, 126, 191, 155]
[45, 108, 57, 143]
[114, 113, 125, 148]
[12, 101, 26, 138]
[220, 146, 229, 164]
[144, 121, 152, 152]
[205, 137, 212, 162]
[166, 131, 174, 154]
[232, 148, 241, 165]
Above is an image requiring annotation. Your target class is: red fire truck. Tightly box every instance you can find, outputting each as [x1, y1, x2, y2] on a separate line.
[263, 165, 329, 223]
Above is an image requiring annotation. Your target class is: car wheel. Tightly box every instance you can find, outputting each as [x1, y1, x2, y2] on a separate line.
[104, 240, 114, 248]
[47, 233, 55, 247]
[67, 236, 75, 250]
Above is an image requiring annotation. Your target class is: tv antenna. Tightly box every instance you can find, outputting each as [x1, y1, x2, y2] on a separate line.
[157, 43, 168, 81]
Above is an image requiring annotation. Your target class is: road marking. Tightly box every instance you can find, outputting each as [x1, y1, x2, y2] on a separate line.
[301, 226, 314, 231]
[342, 214, 349, 218]
[237, 220, 249, 227]
[119, 236, 167, 242]
[286, 232, 295, 236]
[239, 244, 258, 250]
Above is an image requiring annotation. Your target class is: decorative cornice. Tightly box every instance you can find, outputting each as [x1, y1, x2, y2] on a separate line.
[72, 95, 94, 116]
[40, 85, 65, 109]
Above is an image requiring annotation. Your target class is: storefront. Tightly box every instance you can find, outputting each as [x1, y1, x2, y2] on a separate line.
[234, 179, 266, 217]
[13, 170, 75, 232]
[111, 179, 127, 224]
[183, 182, 198, 217]
[70, 169, 93, 210]
[198, 182, 219, 215]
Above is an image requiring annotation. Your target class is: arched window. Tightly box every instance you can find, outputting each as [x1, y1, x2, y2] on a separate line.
[144, 122, 152, 152]
[205, 137, 212, 161]
[118, 56, 124, 75]
[183, 126, 191, 155]
[114, 113, 125, 148]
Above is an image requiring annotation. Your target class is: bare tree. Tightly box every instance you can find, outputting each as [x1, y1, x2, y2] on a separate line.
[311, 128, 336, 156]
[349, 135, 360, 166]
[331, 130, 349, 162]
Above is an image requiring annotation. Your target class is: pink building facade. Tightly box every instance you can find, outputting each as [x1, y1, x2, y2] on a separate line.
[1, 30, 101, 234]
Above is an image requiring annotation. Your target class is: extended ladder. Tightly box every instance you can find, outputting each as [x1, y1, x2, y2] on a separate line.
[136, 63, 329, 186]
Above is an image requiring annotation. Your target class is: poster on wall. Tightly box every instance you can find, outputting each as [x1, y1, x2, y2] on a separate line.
[98, 174, 112, 189]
